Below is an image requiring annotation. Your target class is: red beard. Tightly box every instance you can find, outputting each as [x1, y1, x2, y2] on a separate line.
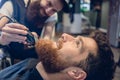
[35, 39, 69, 73]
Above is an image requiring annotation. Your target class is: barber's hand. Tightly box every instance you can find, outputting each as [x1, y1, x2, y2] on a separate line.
[23, 32, 39, 49]
[0, 23, 28, 45]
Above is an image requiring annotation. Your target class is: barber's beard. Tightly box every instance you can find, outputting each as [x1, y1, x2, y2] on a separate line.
[26, 0, 49, 27]
[35, 39, 70, 73]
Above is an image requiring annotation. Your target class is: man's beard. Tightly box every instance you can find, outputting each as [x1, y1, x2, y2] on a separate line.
[35, 39, 71, 73]
[26, 0, 49, 27]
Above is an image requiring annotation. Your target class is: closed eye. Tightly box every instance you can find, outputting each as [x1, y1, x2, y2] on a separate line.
[76, 40, 80, 47]
[76, 36, 83, 48]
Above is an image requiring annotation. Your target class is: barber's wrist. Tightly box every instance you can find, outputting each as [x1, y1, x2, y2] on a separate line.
[0, 37, 7, 47]
[0, 40, 4, 46]
[0, 43, 7, 48]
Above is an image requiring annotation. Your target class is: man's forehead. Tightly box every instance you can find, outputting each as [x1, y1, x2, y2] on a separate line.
[49, 0, 63, 11]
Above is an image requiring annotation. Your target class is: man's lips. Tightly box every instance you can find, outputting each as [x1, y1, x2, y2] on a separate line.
[57, 39, 63, 49]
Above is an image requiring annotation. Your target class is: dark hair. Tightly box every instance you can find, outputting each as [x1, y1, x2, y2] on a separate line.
[61, 0, 69, 13]
[77, 31, 116, 80]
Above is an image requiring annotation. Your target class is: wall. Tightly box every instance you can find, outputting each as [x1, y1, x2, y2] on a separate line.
[62, 0, 82, 34]
[108, 0, 120, 47]
[63, 13, 82, 34]
[101, 1, 109, 29]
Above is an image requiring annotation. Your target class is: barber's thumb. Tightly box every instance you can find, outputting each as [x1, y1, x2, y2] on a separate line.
[31, 32, 38, 37]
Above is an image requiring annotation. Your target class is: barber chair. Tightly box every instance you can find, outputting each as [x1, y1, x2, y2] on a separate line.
[0, 47, 11, 70]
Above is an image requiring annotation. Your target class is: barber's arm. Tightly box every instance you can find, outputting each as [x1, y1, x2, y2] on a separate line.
[0, 0, 13, 29]
[41, 13, 57, 39]
[42, 21, 56, 39]
[0, 14, 15, 46]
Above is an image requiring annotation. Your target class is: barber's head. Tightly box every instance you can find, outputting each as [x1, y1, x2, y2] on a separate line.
[35, 31, 115, 80]
[26, 0, 69, 25]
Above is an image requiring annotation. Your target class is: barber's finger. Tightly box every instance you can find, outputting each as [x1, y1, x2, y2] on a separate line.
[5, 23, 28, 30]
[1, 32, 27, 42]
[31, 32, 38, 38]
[31, 32, 39, 42]
[0, 32, 27, 45]
[8, 38, 27, 43]
[5, 38, 26, 43]
[8, 33, 27, 41]
[2, 25, 28, 35]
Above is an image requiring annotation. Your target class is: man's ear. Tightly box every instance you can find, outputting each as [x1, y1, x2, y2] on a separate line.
[67, 68, 87, 80]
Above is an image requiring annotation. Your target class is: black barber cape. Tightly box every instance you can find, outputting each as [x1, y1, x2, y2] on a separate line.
[0, 58, 43, 80]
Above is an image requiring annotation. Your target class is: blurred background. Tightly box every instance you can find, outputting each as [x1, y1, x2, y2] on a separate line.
[55, 0, 120, 48]
[0, 0, 120, 80]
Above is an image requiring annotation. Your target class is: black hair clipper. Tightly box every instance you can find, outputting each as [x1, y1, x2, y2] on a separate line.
[3, 16, 36, 49]
[26, 31, 35, 47]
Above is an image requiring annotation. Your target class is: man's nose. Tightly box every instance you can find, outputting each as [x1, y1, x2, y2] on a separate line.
[45, 7, 55, 16]
[61, 33, 74, 42]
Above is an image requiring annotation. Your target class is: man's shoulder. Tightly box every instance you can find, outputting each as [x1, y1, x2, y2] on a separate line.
[0, 58, 39, 80]
[0, 0, 12, 8]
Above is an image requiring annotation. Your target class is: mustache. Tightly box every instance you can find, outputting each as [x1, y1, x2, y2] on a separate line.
[57, 38, 64, 49]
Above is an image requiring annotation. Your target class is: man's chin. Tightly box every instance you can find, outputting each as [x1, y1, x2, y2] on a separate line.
[35, 39, 68, 73]
[35, 39, 58, 59]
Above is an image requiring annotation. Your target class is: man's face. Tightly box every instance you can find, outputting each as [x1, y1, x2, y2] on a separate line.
[26, 0, 63, 26]
[27, 0, 63, 18]
[35, 33, 98, 73]
[40, 0, 63, 16]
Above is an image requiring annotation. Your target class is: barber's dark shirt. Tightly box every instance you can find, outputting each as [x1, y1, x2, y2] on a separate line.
[27, 68, 43, 80]
[0, 58, 43, 80]
[6, 0, 47, 60]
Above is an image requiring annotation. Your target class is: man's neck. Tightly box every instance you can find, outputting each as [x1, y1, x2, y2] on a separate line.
[36, 62, 69, 80]
[36, 62, 49, 80]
